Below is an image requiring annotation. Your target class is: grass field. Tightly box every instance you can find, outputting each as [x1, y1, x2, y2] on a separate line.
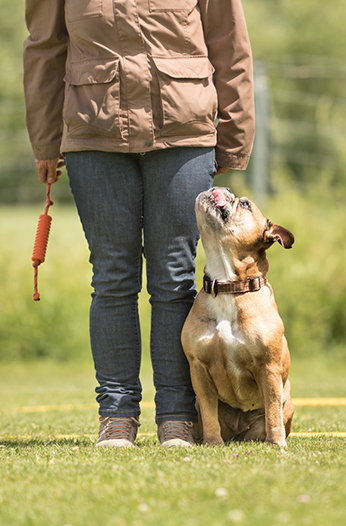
[1, 359, 346, 526]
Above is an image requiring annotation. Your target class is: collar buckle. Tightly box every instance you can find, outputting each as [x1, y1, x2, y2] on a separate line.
[203, 275, 218, 297]
[211, 280, 218, 298]
[249, 276, 261, 292]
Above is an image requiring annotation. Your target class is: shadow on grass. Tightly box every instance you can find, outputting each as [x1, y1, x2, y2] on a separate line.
[0, 437, 95, 448]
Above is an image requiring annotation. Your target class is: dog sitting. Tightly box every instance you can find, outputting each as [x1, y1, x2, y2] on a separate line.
[181, 187, 295, 447]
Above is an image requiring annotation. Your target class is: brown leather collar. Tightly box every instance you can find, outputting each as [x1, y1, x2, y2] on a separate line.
[203, 274, 267, 297]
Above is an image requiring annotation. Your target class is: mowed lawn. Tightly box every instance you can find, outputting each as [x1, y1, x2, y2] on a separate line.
[1, 358, 346, 526]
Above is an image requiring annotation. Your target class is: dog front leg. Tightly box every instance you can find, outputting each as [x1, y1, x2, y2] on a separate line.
[257, 365, 287, 447]
[190, 360, 224, 446]
[282, 379, 295, 438]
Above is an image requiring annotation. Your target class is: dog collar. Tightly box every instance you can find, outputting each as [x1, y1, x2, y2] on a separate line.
[203, 274, 267, 298]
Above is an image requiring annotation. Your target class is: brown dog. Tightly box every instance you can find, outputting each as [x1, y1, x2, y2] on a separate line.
[181, 187, 295, 446]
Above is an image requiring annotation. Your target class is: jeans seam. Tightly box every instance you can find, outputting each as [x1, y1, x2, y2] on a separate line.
[134, 172, 144, 381]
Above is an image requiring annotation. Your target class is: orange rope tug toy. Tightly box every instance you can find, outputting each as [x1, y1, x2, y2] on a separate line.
[31, 184, 54, 301]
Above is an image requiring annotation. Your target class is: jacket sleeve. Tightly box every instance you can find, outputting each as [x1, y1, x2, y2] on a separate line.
[198, 0, 254, 170]
[23, 0, 68, 160]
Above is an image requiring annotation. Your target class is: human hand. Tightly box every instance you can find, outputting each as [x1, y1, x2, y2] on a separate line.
[35, 155, 65, 184]
[215, 166, 228, 176]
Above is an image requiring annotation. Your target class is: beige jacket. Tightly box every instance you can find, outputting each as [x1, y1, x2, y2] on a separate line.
[24, 0, 254, 169]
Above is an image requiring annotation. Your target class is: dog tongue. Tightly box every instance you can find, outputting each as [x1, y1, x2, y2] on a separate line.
[212, 189, 226, 208]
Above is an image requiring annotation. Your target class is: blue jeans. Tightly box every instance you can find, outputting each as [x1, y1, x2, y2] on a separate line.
[65, 147, 216, 423]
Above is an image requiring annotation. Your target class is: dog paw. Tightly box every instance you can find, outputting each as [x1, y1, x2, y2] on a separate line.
[203, 436, 225, 446]
[266, 437, 287, 447]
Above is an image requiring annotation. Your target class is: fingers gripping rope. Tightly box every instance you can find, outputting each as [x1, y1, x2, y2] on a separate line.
[31, 184, 54, 301]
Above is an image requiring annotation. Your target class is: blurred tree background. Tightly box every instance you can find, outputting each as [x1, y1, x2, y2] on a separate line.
[244, 0, 346, 194]
[1, 0, 346, 362]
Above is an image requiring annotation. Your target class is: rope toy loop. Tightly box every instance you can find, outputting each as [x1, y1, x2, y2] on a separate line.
[31, 184, 54, 301]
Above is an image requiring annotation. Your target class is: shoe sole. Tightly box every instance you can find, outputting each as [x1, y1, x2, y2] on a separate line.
[96, 439, 135, 448]
[160, 438, 193, 447]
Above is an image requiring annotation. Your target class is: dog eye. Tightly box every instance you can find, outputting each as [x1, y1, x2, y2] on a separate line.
[240, 199, 251, 211]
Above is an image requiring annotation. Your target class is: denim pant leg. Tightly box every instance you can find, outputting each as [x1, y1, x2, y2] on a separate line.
[65, 151, 143, 418]
[140, 147, 216, 423]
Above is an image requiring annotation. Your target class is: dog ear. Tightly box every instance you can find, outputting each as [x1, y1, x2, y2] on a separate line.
[264, 221, 295, 249]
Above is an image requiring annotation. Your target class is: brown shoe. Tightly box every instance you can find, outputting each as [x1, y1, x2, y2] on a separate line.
[158, 421, 196, 447]
[96, 416, 140, 448]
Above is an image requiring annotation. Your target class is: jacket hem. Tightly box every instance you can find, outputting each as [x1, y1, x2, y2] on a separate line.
[60, 133, 217, 155]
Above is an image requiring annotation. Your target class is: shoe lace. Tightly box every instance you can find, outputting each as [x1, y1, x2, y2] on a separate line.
[161, 421, 193, 441]
[101, 417, 140, 440]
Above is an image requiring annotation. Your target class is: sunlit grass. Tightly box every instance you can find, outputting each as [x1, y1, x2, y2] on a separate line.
[1, 360, 346, 526]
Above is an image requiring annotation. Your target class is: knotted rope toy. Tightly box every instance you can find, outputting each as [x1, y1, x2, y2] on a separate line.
[31, 184, 54, 301]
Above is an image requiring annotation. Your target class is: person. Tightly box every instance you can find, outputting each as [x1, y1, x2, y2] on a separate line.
[23, 0, 254, 447]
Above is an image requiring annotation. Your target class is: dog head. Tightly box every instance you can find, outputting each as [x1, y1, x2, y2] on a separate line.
[195, 187, 294, 279]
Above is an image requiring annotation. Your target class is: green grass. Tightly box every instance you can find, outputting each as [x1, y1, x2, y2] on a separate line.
[1, 437, 346, 526]
[1, 361, 346, 526]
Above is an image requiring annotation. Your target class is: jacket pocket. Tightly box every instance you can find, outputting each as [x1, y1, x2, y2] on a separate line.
[149, 0, 196, 12]
[63, 59, 122, 137]
[65, 0, 103, 22]
[152, 56, 218, 137]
